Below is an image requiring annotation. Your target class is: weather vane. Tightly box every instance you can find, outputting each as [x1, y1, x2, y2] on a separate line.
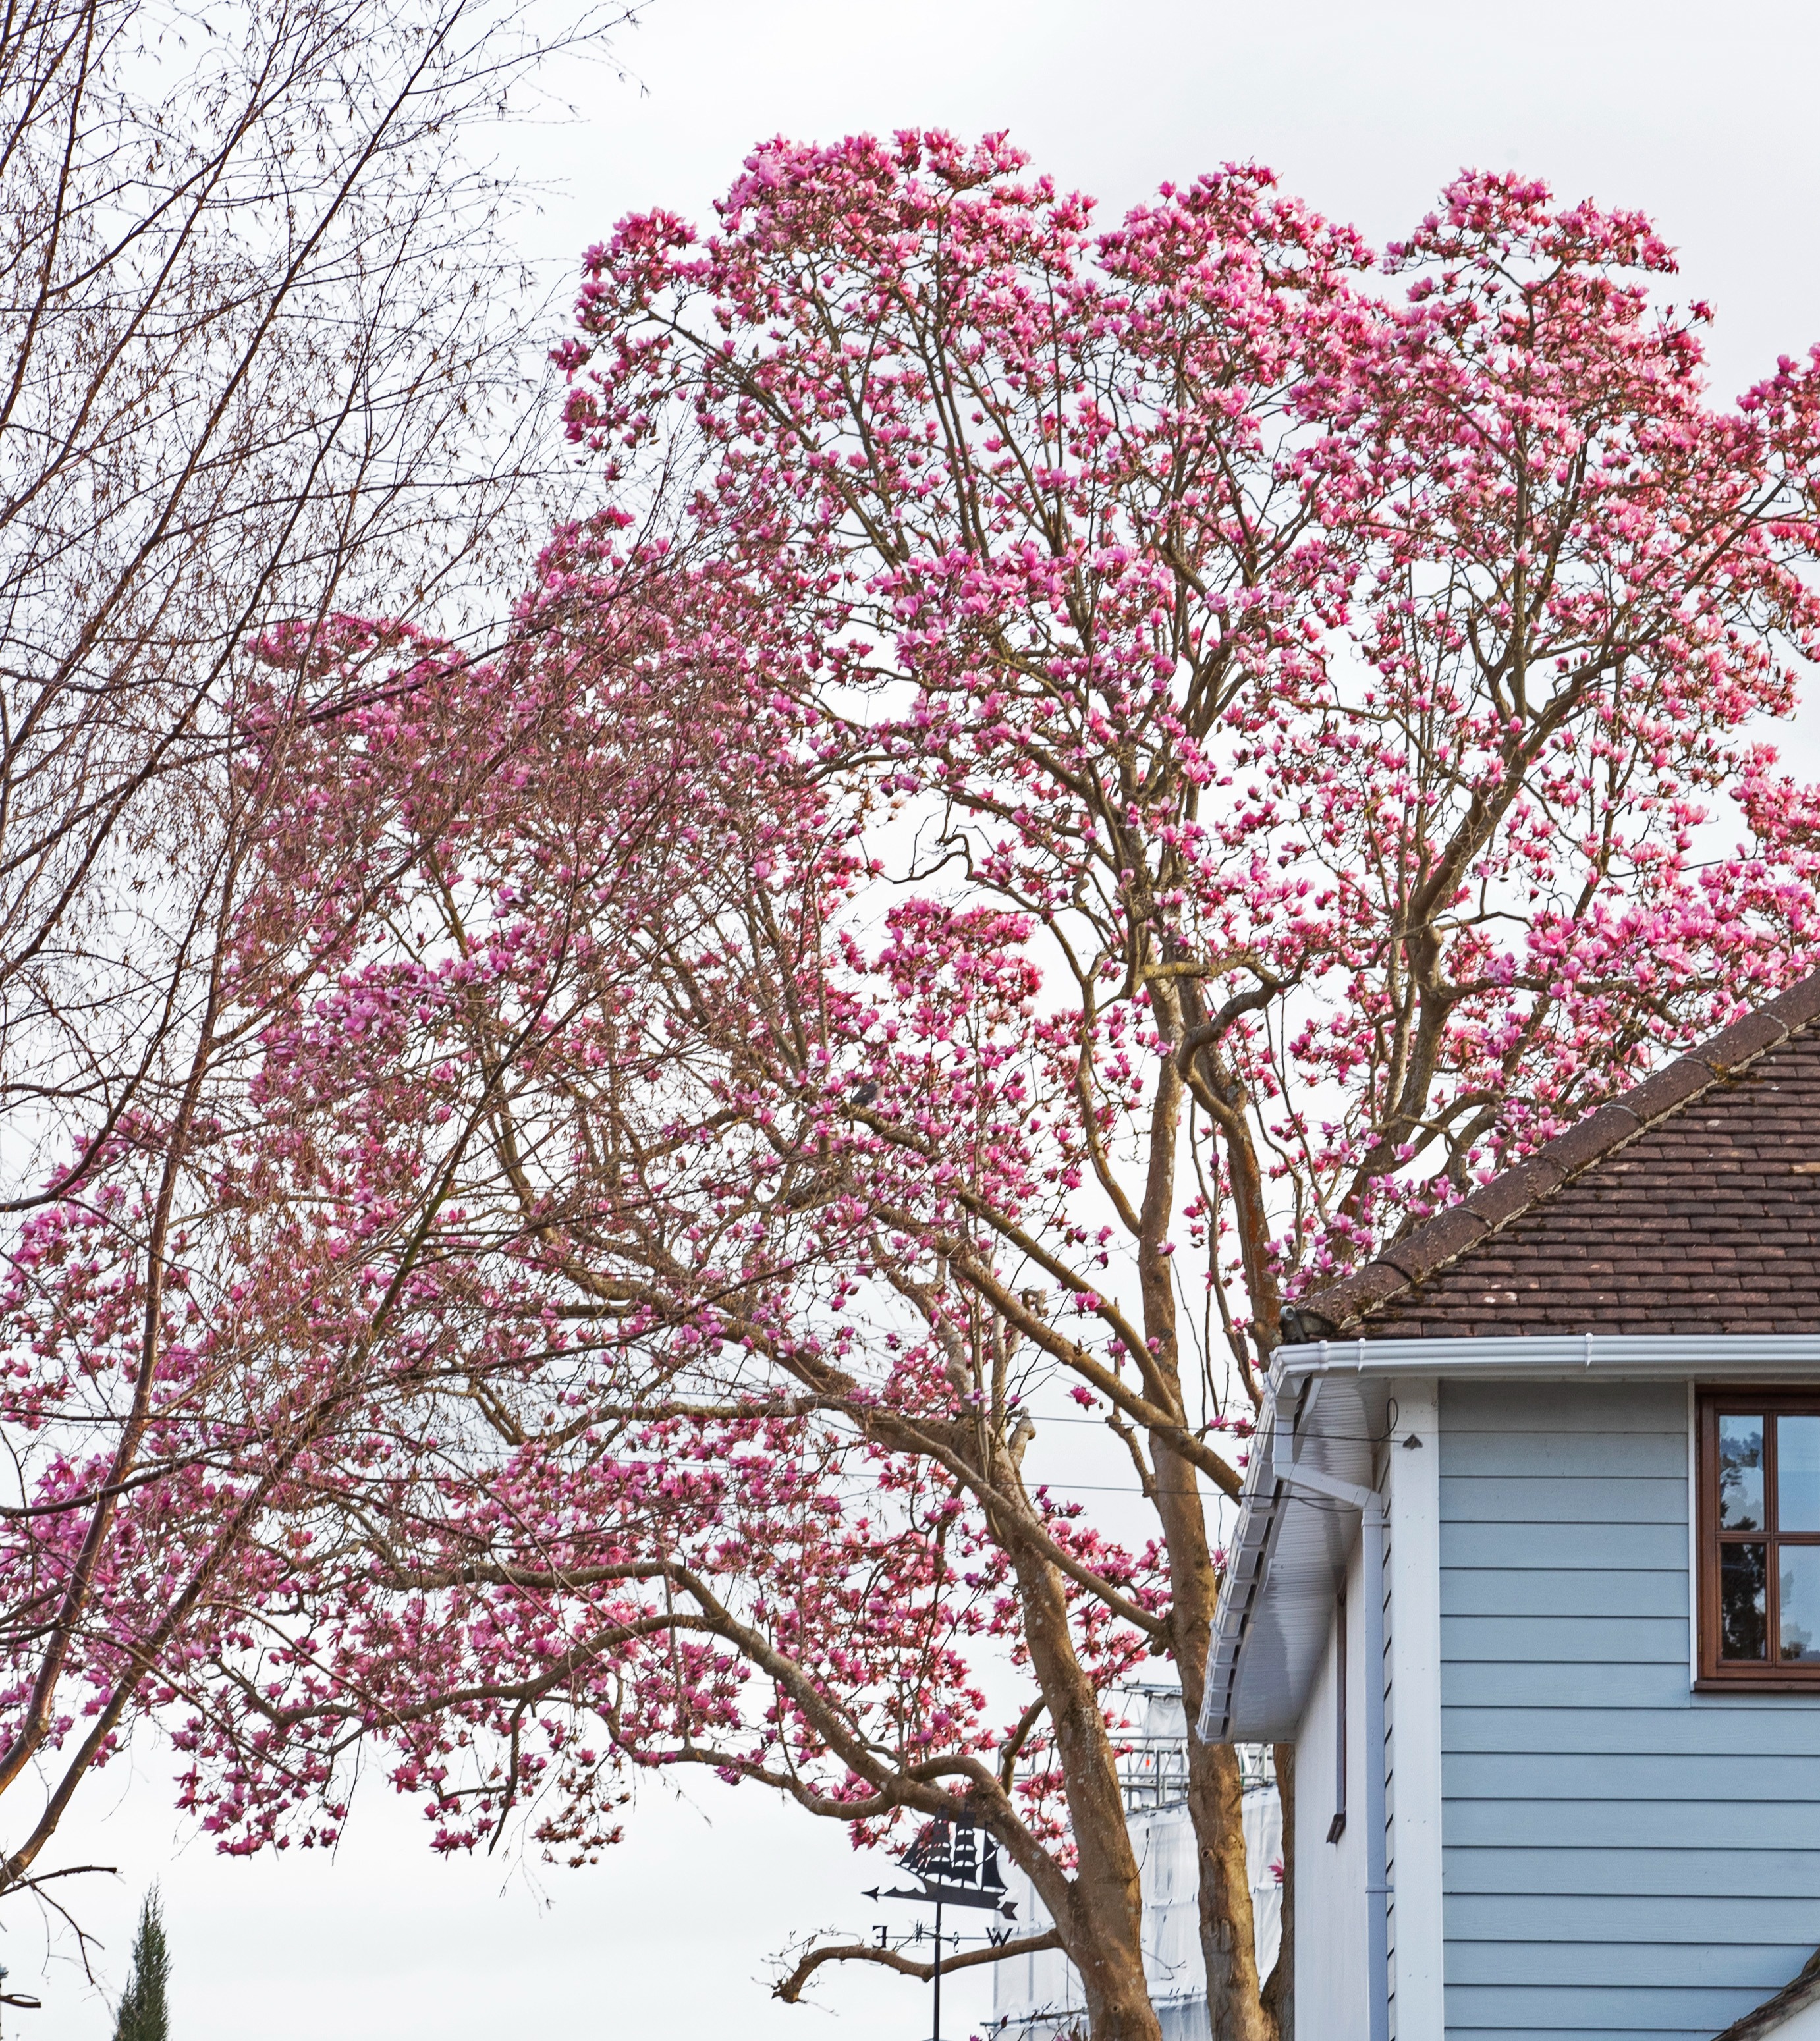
[864, 1814, 1017, 2041]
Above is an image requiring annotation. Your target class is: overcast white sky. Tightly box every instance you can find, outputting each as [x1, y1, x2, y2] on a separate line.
[24, 4, 1820, 2036]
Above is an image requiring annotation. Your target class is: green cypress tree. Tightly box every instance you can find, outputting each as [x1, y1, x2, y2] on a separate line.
[112, 1888, 169, 2041]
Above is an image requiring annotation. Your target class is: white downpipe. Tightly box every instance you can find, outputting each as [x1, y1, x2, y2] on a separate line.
[1271, 1432, 1391, 2041]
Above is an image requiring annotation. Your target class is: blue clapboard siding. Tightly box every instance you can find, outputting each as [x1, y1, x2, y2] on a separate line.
[1439, 1378, 1820, 2039]
[1449, 1848, 1820, 1897]
[1447, 1799, 1820, 1851]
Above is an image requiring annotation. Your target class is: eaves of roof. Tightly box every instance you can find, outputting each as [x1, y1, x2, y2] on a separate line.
[1197, 1332, 1820, 1747]
[1199, 1359, 1386, 1745]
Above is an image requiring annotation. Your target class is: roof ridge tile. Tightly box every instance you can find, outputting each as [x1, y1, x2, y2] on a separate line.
[1615, 1056, 1716, 1128]
[1377, 1204, 1489, 1286]
[1460, 1152, 1566, 1228]
[1759, 971, 1820, 1033]
[1693, 1007, 1790, 1074]
[1533, 1101, 1643, 1178]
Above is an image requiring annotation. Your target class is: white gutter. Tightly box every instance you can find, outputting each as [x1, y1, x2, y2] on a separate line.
[1275, 1334, 1820, 1380]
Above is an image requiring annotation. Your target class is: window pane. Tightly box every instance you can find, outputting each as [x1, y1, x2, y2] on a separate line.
[1782, 1417, 1820, 1533]
[1721, 1542, 1769, 1660]
[1784, 1548, 1820, 1662]
[1719, 1416, 1766, 1529]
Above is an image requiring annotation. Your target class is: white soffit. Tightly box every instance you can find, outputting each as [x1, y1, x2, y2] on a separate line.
[1199, 1367, 1387, 1745]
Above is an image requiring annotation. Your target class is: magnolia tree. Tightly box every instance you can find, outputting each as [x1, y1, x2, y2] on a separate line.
[11, 133, 1820, 2041]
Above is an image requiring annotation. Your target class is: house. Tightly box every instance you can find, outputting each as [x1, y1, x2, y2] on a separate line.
[990, 1686, 1281, 2039]
[1198, 967, 1820, 2041]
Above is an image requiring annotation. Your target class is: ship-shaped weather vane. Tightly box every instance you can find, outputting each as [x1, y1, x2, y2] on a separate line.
[864, 1815, 1016, 2041]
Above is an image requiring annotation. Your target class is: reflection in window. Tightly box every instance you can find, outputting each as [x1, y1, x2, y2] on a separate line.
[1720, 1415, 1765, 1529]
[1781, 1416, 1820, 1534]
[1784, 1548, 1820, 1660]
[1721, 1542, 1768, 1660]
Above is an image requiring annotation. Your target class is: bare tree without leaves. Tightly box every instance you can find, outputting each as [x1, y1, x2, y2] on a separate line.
[0, 0, 631, 1917]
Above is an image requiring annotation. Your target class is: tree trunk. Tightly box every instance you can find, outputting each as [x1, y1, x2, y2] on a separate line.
[1185, 1735, 1271, 2041]
[1154, 1427, 1269, 2041]
[1064, 1912, 1168, 2041]
[1003, 1532, 1162, 2041]
[1130, 1029, 1272, 2041]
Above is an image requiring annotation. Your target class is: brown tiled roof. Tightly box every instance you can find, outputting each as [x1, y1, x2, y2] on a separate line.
[1288, 969, 1820, 1341]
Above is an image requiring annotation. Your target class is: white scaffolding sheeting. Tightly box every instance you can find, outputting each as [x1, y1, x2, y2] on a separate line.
[990, 1689, 1281, 2038]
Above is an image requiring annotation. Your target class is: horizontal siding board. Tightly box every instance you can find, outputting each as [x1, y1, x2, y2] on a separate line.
[1447, 1893, 1820, 1945]
[1443, 1984, 1772, 2029]
[1441, 1661, 1696, 1709]
[1446, 1797, 1820, 1850]
[1445, 1751, 1820, 1798]
[1441, 1615, 1685, 1664]
[1445, 1932, 1811, 1985]
[1441, 1382, 1688, 1433]
[1441, 1569, 1687, 1618]
[1446, 1845, 1820, 1897]
[1447, 1664, 1820, 1709]
[1439, 1476, 1688, 1523]
[1439, 2031, 1714, 2041]
[1442, 1430, 1688, 1478]
[1442, 1521, 1688, 1571]
[1445, 1705, 1820, 1755]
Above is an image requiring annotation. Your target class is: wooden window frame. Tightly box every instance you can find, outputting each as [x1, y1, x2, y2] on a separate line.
[1696, 1388, 1820, 1690]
